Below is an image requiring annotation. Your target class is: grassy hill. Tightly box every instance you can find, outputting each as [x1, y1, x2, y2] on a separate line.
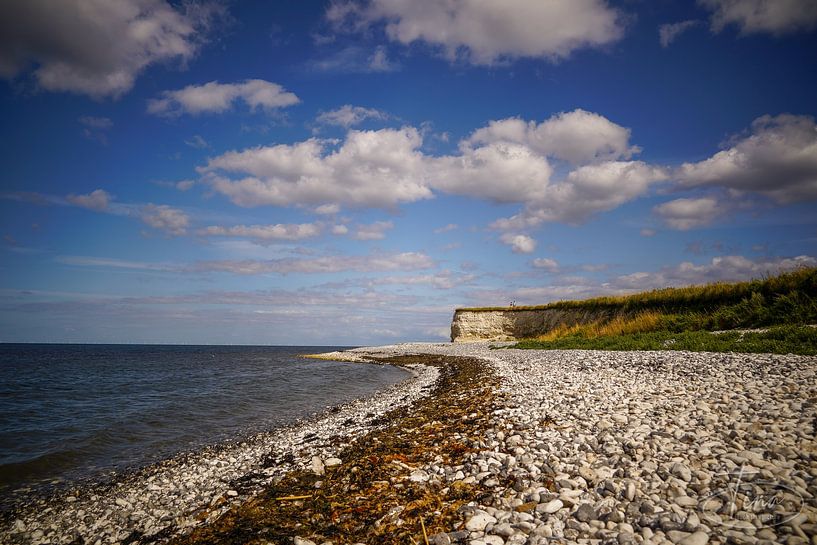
[507, 267, 817, 355]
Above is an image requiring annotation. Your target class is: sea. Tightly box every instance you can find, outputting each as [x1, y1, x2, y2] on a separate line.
[0, 344, 408, 498]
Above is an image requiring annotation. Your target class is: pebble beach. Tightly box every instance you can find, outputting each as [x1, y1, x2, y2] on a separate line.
[3, 343, 816, 545]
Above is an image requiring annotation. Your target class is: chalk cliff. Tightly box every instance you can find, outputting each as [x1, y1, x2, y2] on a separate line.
[450, 307, 631, 342]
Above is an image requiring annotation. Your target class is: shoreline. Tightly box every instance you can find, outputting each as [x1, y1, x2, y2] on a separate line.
[1, 355, 439, 545]
[4, 343, 816, 544]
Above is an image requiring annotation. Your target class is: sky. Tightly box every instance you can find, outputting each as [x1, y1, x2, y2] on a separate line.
[1, 0, 816, 345]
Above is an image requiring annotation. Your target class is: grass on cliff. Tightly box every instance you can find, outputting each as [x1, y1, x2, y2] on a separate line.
[463, 266, 817, 331]
[507, 267, 817, 355]
[513, 325, 817, 356]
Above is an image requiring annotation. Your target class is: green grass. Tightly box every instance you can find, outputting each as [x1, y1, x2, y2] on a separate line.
[512, 325, 817, 356]
[460, 267, 817, 332]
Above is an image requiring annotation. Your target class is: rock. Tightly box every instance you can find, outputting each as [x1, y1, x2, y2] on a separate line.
[466, 512, 497, 532]
[324, 457, 342, 467]
[294, 538, 317, 545]
[574, 503, 596, 523]
[431, 533, 452, 545]
[539, 499, 563, 514]
[492, 523, 515, 537]
[226, 490, 238, 497]
[625, 481, 636, 501]
[482, 536, 505, 545]
[410, 469, 430, 482]
[670, 462, 692, 482]
[678, 531, 709, 545]
[311, 456, 325, 475]
[674, 495, 698, 508]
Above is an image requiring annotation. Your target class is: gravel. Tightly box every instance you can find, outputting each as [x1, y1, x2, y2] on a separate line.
[1, 362, 438, 545]
[5, 341, 816, 545]
[342, 342, 817, 545]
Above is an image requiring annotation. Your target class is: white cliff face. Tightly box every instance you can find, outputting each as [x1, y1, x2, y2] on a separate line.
[450, 308, 630, 342]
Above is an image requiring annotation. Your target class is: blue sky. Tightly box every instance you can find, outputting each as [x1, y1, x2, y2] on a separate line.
[1, 0, 816, 345]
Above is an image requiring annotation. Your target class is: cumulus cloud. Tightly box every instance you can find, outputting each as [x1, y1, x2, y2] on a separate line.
[492, 161, 668, 228]
[659, 20, 700, 47]
[532, 257, 560, 272]
[654, 197, 721, 230]
[613, 254, 817, 290]
[309, 45, 398, 73]
[331, 224, 349, 235]
[200, 127, 433, 209]
[500, 233, 537, 254]
[201, 109, 663, 224]
[676, 114, 817, 203]
[66, 189, 112, 211]
[700, 0, 817, 35]
[192, 251, 434, 275]
[139, 204, 189, 236]
[433, 223, 458, 234]
[79, 116, 114, 144]
[328, 0, 624, 65]
[198, 223, 322, 243]
[464, 109, 639, 165]
[353, 220, 394, 240]
[0, 0, 221, 98]
[316, 104, 389, 127]
[147, 79, 299, 117]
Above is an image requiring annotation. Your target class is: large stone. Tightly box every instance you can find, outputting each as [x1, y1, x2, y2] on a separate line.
[466, 512, 497, 532]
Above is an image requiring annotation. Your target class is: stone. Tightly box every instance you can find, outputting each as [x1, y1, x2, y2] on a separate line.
[294, 538, 317, 545]
[482, 536, 505, 545]
[431, 533, 452, 545]
[410, 469, 430, 482]
[678, 531, 709, 545]
[574, 503, 597, 523]
[311, 456, 325, 476]
[670, 463, 692, 482]
[324, 457, 342, 467]
[226, 490, 238, 497]
[466, 512, 497, 532]
[539, 499, 563, 514]
[674, 495, 698, 508]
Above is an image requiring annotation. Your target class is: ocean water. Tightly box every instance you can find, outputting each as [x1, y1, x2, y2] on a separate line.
[0, 344, 407, 495]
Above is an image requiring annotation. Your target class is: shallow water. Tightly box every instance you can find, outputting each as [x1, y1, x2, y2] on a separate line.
[0, 344, 407, 494]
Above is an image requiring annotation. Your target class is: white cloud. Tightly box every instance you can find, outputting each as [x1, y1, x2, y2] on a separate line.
[464, 109, 639, 165]
[176, 180, 195, 191]
[315, 203, 341, 215]
[613, 254, 817, 290]
[433, 223, 458, 234]
[78, 116, 113, 130]
[0, 0, 221, 98]
[700, 0, 817, 35]
[328, 0, 624, 65]
[659, 20, 700, 47]
[66, 189, 112, 211]
[640, 228, 657, 237]
[139, 204, 189, 236]
[309, 45, 398, 73]
[192, 251, 434, 275]
[676, 114, 817, 203]
[198, 223, 322, 243]
[532, 257, 560, 272]
[654, 197, 721, 230]
[316, 104, 389, 127]
[201, 127, 433, 209]
[492, 161, 668, 228]
[147, 79, 299, 117]
[501, 233, 537, 254]
[331, 224, 349, 235]
[353, 220, 394, 240]
[433, 141, 553, 203]
[201, 110, 664, 225]
[184, 135, 209, 149]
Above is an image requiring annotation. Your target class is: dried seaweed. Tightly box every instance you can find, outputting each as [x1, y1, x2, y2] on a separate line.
[167, 355, 498, 545]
